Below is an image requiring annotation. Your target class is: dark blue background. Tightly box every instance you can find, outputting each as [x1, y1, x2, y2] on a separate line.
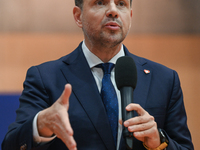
[0, 94, 20, 150]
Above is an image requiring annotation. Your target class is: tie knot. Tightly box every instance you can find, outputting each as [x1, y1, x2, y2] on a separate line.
[96, 63, 115, 74]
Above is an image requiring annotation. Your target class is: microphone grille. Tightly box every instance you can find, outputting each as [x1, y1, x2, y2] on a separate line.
[115, 56, 137, 90]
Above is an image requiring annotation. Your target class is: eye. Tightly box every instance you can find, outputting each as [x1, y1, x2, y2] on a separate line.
[118, 1, 126, 6]
[96, 0, 104, 5]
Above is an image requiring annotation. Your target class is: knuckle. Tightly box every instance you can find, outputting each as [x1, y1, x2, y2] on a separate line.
[65, 128, 74, 136]
[153, 122, 158, 128]
[150, 115, 155, 121]
[153, 121, 157, 126]
[135, 104, 141, 108]
[153, 127, 158, 132]
[141, 124, 146, 130]
[151, 127, 158, 135]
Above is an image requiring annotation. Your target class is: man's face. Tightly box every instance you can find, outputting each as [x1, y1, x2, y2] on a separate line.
[80, 0, 132, 48]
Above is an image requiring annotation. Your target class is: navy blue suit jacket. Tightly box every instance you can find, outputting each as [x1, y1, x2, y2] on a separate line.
[2, 42, 193, 150]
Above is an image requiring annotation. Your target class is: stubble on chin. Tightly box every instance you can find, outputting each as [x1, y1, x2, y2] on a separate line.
[98, 30, 125, 48]
[83, 22, 126, 49]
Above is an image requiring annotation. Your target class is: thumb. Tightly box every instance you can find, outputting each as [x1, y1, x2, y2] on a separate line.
[59, 84, 72, 107]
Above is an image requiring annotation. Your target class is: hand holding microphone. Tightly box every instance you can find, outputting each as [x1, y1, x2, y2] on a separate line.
[115, 56, 160, 149]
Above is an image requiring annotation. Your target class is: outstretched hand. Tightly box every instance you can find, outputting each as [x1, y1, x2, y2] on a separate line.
[37, 84, 77, 150]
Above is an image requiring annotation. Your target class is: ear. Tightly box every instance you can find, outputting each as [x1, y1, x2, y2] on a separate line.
[129, 9, 133, 29]
[130, 9, 133, 18]
[73, 6, 82, 28]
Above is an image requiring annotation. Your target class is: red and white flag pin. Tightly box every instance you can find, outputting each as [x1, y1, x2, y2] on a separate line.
[144, 69, 150, 74]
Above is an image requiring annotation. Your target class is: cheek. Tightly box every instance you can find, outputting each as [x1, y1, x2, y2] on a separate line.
[122, 17, 131, 30]
[85, 14, 102, 26]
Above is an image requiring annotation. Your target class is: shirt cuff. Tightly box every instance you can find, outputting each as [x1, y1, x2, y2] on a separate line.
[33, 111, 56, 144]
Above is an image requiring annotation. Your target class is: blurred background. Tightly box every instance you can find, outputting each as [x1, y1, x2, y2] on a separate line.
[0, 0, 199, 149]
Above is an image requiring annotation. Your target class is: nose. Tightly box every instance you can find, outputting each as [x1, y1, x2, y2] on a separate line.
[106, 3, 119, 18]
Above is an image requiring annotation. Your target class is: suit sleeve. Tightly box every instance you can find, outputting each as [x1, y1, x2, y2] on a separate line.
[2, 66, 53, 150]
[163, 71, 194, 150]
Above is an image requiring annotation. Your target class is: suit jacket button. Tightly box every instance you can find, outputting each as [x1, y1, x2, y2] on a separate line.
[20, 144, 27, 150]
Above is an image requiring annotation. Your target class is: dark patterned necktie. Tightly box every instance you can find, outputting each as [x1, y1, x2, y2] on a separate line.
[96, 63, 119, 145]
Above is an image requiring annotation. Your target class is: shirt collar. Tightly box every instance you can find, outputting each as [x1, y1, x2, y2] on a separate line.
[82, 40, 125, 68]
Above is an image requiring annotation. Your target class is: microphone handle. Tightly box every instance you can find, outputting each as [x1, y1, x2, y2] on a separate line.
[120, 87, 134, 149]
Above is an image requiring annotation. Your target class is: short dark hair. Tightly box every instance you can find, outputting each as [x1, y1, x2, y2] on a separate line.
[75, 0, 83, 9]
[75, 0, 132, 9]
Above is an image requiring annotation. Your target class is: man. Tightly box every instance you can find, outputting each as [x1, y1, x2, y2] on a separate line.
[2, 0, 193, 150]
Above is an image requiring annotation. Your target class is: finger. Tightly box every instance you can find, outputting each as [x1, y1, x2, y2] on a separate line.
[127, 119, 156, 132]
[133, 125, 158, 139]
[59, 84, 72, 107]
[53, 112, 77, 150]
[126, 104, 146, 116]
[124, 114, 154, 126]
[56, 128, 77, 150]
[64, 136, 77, 150]
[57, 127, 77, 150]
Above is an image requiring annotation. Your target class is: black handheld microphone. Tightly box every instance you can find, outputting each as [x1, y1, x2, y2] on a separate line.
[115, 56, 137, 150]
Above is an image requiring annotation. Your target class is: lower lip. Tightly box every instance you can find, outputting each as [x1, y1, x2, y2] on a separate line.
[105, 25, 120, 30]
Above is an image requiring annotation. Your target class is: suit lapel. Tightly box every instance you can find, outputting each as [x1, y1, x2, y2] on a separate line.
[61, 43, 116, 150]
[124, 46, 152, 109]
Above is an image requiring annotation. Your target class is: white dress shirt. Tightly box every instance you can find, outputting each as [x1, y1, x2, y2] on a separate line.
[33, 41, 125, 150]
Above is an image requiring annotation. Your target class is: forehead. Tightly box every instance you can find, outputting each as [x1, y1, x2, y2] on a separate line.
[81, 0, 132, 10]
[83, 0, 131, 3]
